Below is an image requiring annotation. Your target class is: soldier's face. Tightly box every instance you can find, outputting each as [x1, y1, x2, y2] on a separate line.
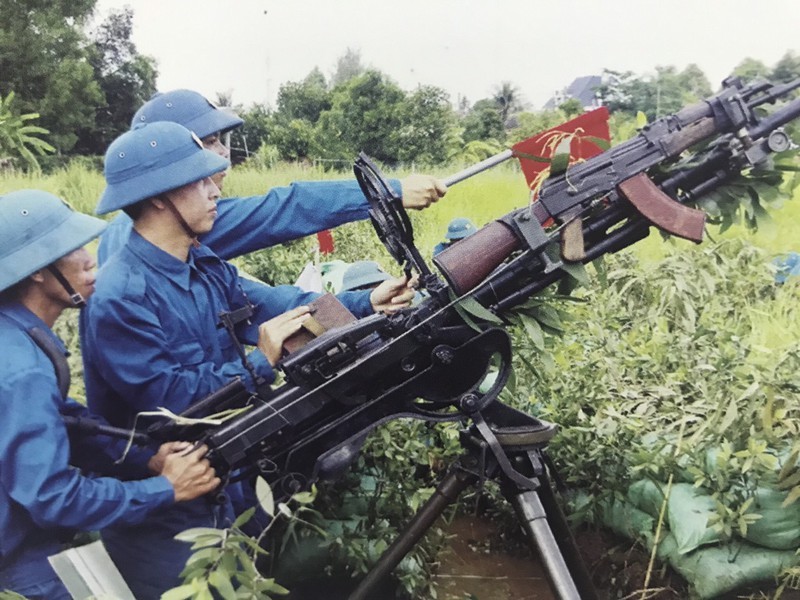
[44, 247, 96, 305]
[202, 132, 229, 191]
[167, 176, 221, 235]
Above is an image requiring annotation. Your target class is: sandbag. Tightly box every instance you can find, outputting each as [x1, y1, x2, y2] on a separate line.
[740, 485, 800, 550]
[667, 483, 723, 555]
[669, 539, 797, 599]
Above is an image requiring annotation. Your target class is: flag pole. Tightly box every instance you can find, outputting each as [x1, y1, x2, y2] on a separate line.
[443, 149, 514, 187]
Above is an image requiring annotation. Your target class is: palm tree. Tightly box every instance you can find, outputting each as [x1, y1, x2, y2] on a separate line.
[0, 91, 54, 172]
[493, 81, 524, 124]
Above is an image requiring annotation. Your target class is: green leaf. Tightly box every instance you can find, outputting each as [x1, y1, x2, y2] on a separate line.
[255, 578, 290, 595]
[583, 135, 611, 150]
[255, 476, 275, 517]
[457, 296, 503, 324]
[190, 534, 226, 550]
[185, 547, 219, 566]
[782, 486, 800, 508]
[592, 256, 608, 287]
[778, 449, 800, 482]
[719, 398, 739, 433]
[278, 502, 293, 518]
[238, 534, 271, 556]
[161, 584, 198, 600]
[233, 506, 256, 530]
[521, 315, 544, 351]
[292, 490, 316, 504]
[776, 470, 800, 491]
[175, 527, 225, 543]
[209, 570, 238, 600]
[530, 305, 563, 332]
[559, 261, 590, 286]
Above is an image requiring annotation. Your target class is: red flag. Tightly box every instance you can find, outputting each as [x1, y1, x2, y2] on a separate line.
[317, 230, 335, 255]
[511, 107, 611, 195]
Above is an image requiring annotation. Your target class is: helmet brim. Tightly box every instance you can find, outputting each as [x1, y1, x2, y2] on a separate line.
[184, 109, 244, 139]
[96, 149, 228, 215]
[0, 211, 106, 291]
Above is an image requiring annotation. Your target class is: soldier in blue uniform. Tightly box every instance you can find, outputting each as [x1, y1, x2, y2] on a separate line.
[433, 217, 478, 256]
[81, 121, 419, 597]
[0, 190, 219, 599]
[340, 260, 392, 292]
[98, 88, 448, 265]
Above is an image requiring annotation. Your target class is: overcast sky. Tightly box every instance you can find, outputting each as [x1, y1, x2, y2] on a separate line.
[94, 0, 799, 110]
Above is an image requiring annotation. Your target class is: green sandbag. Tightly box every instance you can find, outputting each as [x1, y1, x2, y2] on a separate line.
[741, 486, 800, 550]
[627, 479, 723, 555]
[669, 539, 797, 599]
[597, 497, 656, 544]
[667, 483, 723, 555]
[627, 479, 668, 519]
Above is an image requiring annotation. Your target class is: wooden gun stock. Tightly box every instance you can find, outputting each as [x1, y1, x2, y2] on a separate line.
[618, 173, 706, 242]
[433, 220, 520, 295]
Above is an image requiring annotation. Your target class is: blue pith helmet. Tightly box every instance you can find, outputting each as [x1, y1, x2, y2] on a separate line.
[131, 89, 243, 138]
[341, 261, 391, 291]
[0, 190, 107, 291]
[96, 121, 230, 215]
[445, 217, 477, 240]
[774, 252, 800, 284]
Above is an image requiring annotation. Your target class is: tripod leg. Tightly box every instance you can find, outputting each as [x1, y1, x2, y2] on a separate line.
[535, 475, 598, 599]
[511, 490, 582, 600]
[348, 467, 475, 600]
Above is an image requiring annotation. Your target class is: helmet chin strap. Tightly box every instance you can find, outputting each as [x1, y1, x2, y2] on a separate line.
[47, 265, 85, 308]
[158, 194, 201, 248]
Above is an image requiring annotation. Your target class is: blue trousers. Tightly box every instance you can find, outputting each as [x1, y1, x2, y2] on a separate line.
[0, 555, 71, 600]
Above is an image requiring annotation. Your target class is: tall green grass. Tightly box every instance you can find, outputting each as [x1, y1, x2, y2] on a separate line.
[0, 161, 105, 215]
[1, 158, 796, 262]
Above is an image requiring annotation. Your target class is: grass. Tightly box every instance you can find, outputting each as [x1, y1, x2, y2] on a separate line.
[1, 157, 797, 265]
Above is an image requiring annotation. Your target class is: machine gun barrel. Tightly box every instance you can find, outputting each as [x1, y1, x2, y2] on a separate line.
[64, 415, 151, 447]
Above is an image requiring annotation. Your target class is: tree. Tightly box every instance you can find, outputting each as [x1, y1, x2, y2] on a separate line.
[75, 7, 158, 154]
[558, 98, 583, 119]
[0, 91, 55, 171]
[461, 99, 505, 144]
[492, 81, 524, 124]
[507, 109, 575, 146]
[772, 51, 800, 84]
[395, 85, 459, 166]
[0, 0, 103, 152]
[331, 48, 365, 88]
[271, 118, 316, 160]
[730, 58, 771, 83]
[315, 70, 405, 164]
[237, 102, 274, 158]
[597, 65, 711, 120]
[276, 68, 332, 123]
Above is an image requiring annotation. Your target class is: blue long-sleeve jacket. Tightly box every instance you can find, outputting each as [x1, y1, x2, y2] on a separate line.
[83, 230, 373, 428]
[96, 179, 394, 264]
[0, 302, 173, 592]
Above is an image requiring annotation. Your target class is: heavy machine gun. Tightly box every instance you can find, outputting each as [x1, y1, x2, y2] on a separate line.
[81, 77, 800, 599]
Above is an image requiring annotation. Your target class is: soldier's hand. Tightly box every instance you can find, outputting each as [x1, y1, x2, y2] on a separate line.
[370, 275, 417, 313]
[161, 444, 220, 502]
[148, 441, 192, 474]
[256, 305, 312, 365]
[400, 174, 447, 210]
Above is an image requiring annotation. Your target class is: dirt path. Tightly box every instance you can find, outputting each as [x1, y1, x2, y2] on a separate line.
[435, 514, 555, 600]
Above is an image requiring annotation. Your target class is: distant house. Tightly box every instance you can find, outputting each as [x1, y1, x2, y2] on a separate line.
[543, 75, 604, 111]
